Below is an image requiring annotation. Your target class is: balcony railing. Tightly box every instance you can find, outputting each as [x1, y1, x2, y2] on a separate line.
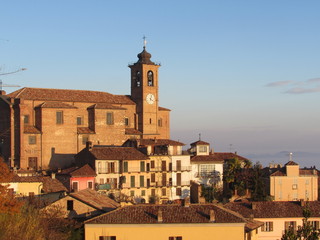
[97, 169, 119, 174]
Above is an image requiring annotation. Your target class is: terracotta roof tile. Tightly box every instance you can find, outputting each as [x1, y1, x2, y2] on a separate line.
[191, 155, 224, 163]
[224, 201, 320, 219]
[91, 146, 148, 160]
[36, 101, 77, 109]
[190, 140, 210, 146]
[88, 103, 127, 110]
[8, 87, 135, 105]
[158, 106, 171, 111]
[69, 164, 96, 177]
[86, 204, 245, 224]
[70, 188, 120, 210]
[77, 127, 95, 134]
[193, 152, 250, 162]
[285, 161, 299, 166]
[270, 170, 286, 176]
[125, 128, 142, 135]
[24, 125, 41, 134]
[138, 139, 185, 146]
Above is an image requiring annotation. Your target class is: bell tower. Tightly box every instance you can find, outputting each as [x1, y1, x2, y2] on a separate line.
[129, 39, 160, 137]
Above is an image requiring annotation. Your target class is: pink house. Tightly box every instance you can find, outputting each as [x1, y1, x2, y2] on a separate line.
[56, 164, 96, 192]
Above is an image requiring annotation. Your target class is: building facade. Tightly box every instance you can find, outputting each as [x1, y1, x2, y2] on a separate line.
[0, 46, 170, 170]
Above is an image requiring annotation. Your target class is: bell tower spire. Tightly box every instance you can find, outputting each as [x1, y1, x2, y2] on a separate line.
[129, 39, 161, 137]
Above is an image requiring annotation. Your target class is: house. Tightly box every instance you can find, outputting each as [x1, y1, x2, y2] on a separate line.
[264, 160, 318, 201]
[43, 188, 120, 220]
[0, 45, 170, 170]
[56, 164, 96, 192]
[224, 200, 320, 240]
[124, 138, 192, 203]
[84, 203, 262, 240]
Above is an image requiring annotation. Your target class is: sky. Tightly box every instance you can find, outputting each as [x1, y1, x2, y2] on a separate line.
[1, 1, 320, 167]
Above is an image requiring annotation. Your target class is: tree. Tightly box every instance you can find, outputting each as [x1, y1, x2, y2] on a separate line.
[251, 163, 269, 201]
[0, 157, 23, 213]
[282, 203, 320, 240]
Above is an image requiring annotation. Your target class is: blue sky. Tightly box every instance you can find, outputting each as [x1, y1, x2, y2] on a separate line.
[1, 1, 320, 166]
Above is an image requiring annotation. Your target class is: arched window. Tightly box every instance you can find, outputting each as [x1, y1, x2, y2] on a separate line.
[147, 71, 154, 86]
[136, 71, 141, 87]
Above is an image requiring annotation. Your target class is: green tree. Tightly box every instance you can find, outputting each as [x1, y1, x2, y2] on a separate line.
[282, 203, 320, 240]
[251, 163, 269, 201]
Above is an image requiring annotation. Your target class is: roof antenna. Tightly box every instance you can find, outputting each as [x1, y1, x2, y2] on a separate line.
[199, 133, 201, 141]
[288, 152, 293, 161]
[143, 35, 147, 50]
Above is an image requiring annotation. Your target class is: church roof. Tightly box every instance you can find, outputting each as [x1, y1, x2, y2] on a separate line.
[8, 87, 135, 105]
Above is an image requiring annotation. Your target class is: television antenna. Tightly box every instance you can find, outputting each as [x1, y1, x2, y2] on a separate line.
[0, 80, 20, 90]
[0, 67, 26, 90]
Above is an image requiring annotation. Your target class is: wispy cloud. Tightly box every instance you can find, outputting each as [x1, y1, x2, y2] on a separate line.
[265, 80, 294, 87]
[285, 86, 320, 94]
[266, 77, 320, 94]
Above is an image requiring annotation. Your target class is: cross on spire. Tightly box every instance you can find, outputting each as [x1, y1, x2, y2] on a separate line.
[143, 35, 147, 49]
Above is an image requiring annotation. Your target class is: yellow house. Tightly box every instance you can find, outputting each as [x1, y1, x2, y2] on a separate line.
[224, 201, 320, 240]
[85, 203, 261, 240]
[269, 161, 318, 201]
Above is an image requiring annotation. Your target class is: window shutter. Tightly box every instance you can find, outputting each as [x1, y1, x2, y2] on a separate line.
[270, 222, 273, 231]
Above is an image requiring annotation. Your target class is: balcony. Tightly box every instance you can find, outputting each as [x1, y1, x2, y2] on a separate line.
[149, 181, 191, 188]
[97, 168, 119, 174]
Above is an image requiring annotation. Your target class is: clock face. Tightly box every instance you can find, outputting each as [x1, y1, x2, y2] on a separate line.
[146, 93, 155, 104]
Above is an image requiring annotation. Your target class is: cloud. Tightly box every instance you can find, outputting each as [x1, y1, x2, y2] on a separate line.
[285, 86, 320, 94]
[266, 77, 320, 94]
[307, 78, 320, 84]
[265, 80, 294, 87]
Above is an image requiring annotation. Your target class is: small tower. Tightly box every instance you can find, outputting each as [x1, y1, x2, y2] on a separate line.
[129, 38, 161, 136]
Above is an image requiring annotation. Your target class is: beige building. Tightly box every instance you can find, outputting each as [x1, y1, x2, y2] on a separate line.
[0, 46, 170, 170]
[225, 201, 320, 240]
[268, 161, 318, 201]
[43, 188, 119, 219]
[84, 203, 261, 240]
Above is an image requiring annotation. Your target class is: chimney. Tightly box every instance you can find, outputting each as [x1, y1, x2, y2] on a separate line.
[209, 209, 215, 222]
[183, 197, 190, 207]
[158, 209, 163, 222]
[51, 173, 56, 179]
[251, 202, 256, 210]
[86, 141, 93, 151]
[249, 214, 254, 220]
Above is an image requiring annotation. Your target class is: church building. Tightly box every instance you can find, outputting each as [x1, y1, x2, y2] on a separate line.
[0, 45, 170, 170]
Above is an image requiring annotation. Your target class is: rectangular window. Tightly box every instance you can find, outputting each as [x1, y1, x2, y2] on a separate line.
[176, 187, 182, 196]
[151, 189, 156, 196]
[140, 176, 145, 187]
[123, 161, 128, 172]
[151, 173, 155, 183]
[88, 181, 93, 189]
[285, 221, 297, 231]
[77, 116, 83, 125]
[130, 190, 135, 197]
[161, 161, 166, 171]
[292, 184, 298, 190]
[108, 162, 115, 173]
[56, 111, 63, 124]
[106, 112, 114, 125]
[311, 221, 319, 229]
[67, 200, 74, 211]
[176, 160, 181, 171]
[162, 173, 167, 186]
[199, 146, 207, 152]
[28, 136, 36, 145]
[121, 176, 126, 184]
[151, 160, 155, 168]
[177, 173, 181, 186]
[124, 117, 129, 126]
[24, 115, 29, 124]
[140, 161, 145, 172]
[141, 190, 146, 196]
[169, 237, 182, 240]
[261, 222, 273, 232]
[72, 182, 78, 192]
[130, 176, 135, 188]
[28, 157, 37, 170]
[99, 237, 116, 240]
[158, 118, 162, 127]
[162, 188, 166, 196]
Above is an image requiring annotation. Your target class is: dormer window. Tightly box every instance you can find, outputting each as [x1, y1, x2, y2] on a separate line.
[147, 71, 154, 86]
[199, 146, 207, 152]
